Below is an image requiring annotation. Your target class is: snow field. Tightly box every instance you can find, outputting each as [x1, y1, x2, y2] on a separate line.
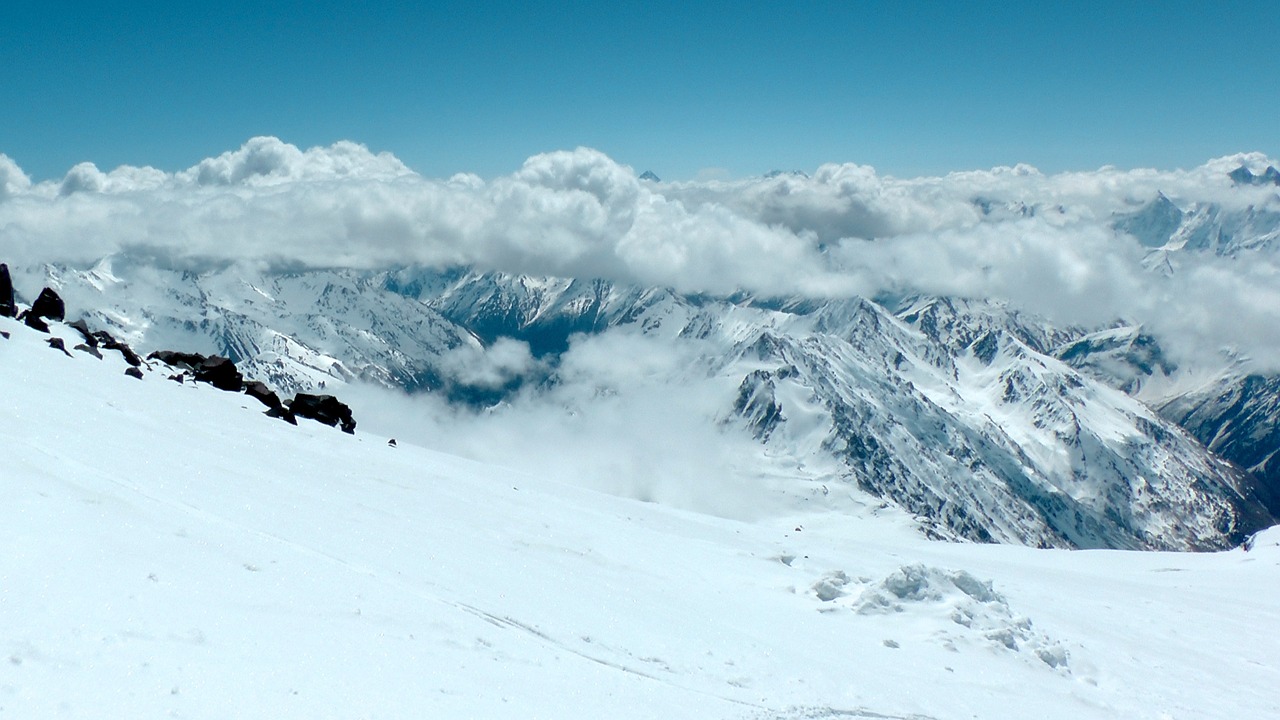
[2, 314, 1278, 719]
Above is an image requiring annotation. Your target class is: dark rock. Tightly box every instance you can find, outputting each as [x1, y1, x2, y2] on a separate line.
[93, 331, 142, 366]
[168, 372, 186, 383]
[198, 356, 243, 391]
[30, 287, 65, 322]
[243, 381, 285, 412]
[266, 406, 298, 425]
[149, 350, 207, 369]
[150, 350, 242, 390]
[388, 438, 397, 447]
[74, 343, 103, 359]
[23, 313, 49, 333]
[68, 319, 97, 346]
[1, 330, 9, 340]
[46, 337, 72, 357]
[289, 393, 357, 434]
[124, 367, 144, 380]
[0, 264, 14, 318]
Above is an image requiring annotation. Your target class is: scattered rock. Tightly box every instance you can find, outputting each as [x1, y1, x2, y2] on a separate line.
[243, 381, 285, 411]
[197, 356, 243, 391]
[22, 313, 50, 333]
[74, 343, 104, 359]
[93, 331, 142, 366]
[289, 393, 356, 434]
[68, 319, 97, 347]
[387, 438, 397, 447]
[149, 351, 242, 390]
[266, 406, 298, 425]
[1, 330, 9, 340]
[124, 367, 144, 380]
[0, 264, 14, 318]
[30, 287, 65, 322]
[168, 372, 186, 383]
[46, 337, 72, 357]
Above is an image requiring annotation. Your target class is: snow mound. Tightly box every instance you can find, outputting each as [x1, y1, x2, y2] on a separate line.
[818, 564, 1071, 670]
[1243, 524, 1280, 552]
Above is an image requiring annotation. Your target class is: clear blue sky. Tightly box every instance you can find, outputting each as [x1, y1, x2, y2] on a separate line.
[2, 1, 1276, 181]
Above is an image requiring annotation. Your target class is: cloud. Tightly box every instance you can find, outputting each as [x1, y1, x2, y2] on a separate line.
[0, 153, 31, 201]
[436, 337, 541, 389]
[342, 329, 822, 521]
[2, 137, 1280, 369]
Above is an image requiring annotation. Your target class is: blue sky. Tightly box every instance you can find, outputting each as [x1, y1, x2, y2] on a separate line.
[2, 1, 1276, 181]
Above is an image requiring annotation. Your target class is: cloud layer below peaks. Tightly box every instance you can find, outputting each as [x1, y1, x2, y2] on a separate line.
[3, 137, 1280, 368]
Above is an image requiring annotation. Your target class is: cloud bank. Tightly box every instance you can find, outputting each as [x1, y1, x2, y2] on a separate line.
[3, 137, 1280, 369]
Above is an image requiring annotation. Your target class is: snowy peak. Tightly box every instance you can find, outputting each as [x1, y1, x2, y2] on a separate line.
[1229, 164, 1280, 187]
[1114, 192, 1184, 248]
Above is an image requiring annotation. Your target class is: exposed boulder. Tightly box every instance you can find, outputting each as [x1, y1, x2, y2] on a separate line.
[266, 406, 298, 425]
[289, 393, 356, 434]
[93, 331, 142, 367]
[149, 350, 206, 368]
[244, 381, 286, 412]
[22, 313, 49, 333]
[0, 263, 14, 318]
[149, 350, 244, 391]
[47, 337, 72, 357]
[0, 330, 9, 340]
[124, 367, 144, 380]
[74, 343, 103, 359]
[68, 319, 97, 347]
[30, 287, 65, 322]
[196, 356, 243, 391]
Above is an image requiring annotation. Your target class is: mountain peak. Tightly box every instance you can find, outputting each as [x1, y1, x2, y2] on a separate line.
[1229, 164, 1280, 187]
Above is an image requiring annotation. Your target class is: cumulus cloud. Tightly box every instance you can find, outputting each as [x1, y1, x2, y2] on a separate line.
[2, 136, 1280, 369]
[0, 153, 31, 201]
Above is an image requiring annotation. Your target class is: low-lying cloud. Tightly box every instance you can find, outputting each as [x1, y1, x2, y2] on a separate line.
[3, 137, 1280, 369]
[342, 330, 824, 521]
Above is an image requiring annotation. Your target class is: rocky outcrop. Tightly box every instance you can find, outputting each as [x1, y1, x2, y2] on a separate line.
[243, 380, 285, 411]
[289, 393, 356, 434]
[0, 264, 14, 318]
[30, 287, 65, 323]
[92, 330, 142, 366]
[68, 319, 97, 346]
[74, 343, 103, 359]
[149, 351, 242, 391]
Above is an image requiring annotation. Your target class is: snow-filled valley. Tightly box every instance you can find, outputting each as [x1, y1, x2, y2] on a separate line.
[4, 299, 1280, 719]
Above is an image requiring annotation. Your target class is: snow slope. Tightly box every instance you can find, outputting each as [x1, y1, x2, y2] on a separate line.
[3, 309, 1280, 718]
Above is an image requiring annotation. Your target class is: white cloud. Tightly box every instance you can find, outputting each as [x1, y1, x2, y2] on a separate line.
[0, 153, 31, 201]
[2, 137, 1279, 369]
[342, 330, 799, 521]
[436, 337, 541, 389]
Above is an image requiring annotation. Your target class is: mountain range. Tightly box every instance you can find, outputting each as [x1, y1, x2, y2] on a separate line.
[8, 180, 1280, 552]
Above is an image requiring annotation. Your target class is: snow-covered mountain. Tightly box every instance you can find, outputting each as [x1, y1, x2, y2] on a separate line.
[1113, 185, 1280, 255]
[4, 282, 1280, 720]
[9, 257, 1276, 552]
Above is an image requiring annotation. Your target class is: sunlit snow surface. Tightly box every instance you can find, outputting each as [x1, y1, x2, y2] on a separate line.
[2, 314, 1278, 719]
